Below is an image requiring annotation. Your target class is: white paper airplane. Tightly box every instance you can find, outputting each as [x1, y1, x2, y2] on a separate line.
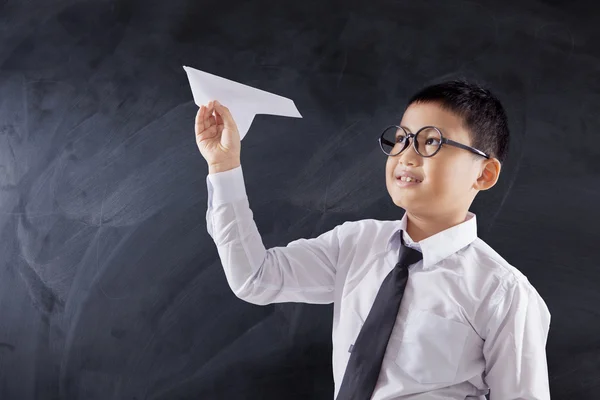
[183, 66, 303, 140]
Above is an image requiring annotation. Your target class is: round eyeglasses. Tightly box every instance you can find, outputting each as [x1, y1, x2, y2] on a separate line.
[378, 125, 490, 159]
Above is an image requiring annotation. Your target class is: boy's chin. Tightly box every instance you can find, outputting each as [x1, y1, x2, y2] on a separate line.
[391, 197, 409, 211]
[390, 191, 417, 205]
[391, 196, 424, 215]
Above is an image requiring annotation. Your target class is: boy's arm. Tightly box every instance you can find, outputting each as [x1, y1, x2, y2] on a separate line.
[482, 278, 552, 399]
[206, 164, 345, 305]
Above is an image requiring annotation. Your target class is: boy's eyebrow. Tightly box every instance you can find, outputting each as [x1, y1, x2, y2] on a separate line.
[400, 125, 451, 135]
[399, 125, 437, 132]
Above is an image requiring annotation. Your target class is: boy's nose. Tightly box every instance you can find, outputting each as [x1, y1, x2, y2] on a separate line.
[397, 143, 420, 165]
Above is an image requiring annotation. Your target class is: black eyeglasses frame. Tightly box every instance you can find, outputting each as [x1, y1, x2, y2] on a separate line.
[378, 125, 490, 159]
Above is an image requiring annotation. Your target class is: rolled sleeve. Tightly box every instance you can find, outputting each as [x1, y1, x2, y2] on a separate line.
[483, 279, 551, 399]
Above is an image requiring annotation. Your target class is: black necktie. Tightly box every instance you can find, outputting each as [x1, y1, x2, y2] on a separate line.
[335, 233, 423, 400]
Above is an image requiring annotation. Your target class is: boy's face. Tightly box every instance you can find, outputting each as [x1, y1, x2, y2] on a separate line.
[385, 101, 484, 217]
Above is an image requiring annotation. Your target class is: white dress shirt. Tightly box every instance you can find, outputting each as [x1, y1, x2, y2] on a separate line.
[205, 165, 551, 400]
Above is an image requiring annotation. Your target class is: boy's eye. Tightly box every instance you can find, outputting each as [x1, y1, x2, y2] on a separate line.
[425, 138, 440, 145]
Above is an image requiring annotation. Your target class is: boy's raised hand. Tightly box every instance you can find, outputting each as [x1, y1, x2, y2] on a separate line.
[195, 100, 241, 174]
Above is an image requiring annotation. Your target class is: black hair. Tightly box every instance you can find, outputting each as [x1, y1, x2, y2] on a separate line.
[407, 79, 510, 164]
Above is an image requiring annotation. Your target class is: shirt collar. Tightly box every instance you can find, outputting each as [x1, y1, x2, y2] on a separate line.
[386, 211, 478, 270]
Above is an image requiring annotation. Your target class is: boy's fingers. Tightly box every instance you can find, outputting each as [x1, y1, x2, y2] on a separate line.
[195, 107, 201, 129]
[205, 101, 214, 129]
[214, 101, 236, 130]
[203, 102, 212, 132]
[195, 106, 205, 134]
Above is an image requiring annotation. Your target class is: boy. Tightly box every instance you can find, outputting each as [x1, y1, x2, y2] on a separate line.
[195, 80, 551, 399]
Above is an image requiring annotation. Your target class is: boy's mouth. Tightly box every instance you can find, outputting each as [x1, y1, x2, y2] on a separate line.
[395, 169, 423, 184]
[395, 176, 422, 187]
[397, 176, 422, 183]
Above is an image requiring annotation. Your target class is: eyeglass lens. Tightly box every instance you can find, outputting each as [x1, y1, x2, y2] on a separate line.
[380, 126, 442, 157]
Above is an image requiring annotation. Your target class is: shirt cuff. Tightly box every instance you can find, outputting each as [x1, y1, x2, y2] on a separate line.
[206, 165, 248, 207]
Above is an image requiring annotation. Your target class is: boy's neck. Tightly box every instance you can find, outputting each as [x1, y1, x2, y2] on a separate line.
[405, 210, 469, 243]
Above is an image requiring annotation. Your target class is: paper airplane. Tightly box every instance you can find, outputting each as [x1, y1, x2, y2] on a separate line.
[183, 66, 302, 140]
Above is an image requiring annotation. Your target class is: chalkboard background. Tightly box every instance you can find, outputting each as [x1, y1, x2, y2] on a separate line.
[1, 0, 599, 398]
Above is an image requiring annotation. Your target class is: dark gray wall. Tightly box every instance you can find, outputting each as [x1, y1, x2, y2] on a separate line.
[1, 0, 599, 398]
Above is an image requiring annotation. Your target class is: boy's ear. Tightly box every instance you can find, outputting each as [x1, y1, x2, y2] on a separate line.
[474, 158, 501, 191]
